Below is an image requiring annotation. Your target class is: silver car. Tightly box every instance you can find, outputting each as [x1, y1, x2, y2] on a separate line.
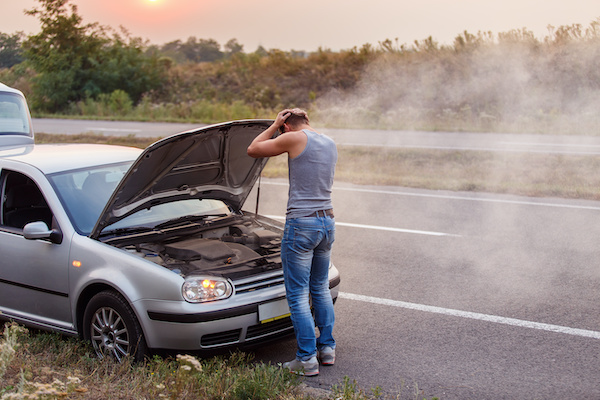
[0, 93, 341, 361]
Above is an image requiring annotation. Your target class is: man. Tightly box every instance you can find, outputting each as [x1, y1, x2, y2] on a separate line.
[247, 108, 337, 376]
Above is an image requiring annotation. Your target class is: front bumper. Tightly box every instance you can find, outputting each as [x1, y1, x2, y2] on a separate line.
[138, 272, 341, 350]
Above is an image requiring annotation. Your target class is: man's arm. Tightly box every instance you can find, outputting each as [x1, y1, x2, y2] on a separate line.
[247, 110, 293, 158]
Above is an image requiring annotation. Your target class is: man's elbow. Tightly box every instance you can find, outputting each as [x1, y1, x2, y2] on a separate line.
[247, 145, 261, 158]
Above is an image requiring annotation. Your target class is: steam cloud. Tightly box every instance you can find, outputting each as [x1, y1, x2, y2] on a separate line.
[316, 21, 600, 135]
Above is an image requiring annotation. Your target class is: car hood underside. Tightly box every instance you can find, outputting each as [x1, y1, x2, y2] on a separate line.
[91, 120, 273, 239]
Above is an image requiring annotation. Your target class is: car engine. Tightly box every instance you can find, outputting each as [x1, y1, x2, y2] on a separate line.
[119, 215, 283, 280]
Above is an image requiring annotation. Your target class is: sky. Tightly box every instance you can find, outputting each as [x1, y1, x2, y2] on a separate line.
[1, 0, 600, 52]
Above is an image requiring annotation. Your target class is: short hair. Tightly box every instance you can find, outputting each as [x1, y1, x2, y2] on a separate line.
[285, 108, 309, 127]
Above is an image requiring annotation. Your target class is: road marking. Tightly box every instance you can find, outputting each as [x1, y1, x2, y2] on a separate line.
[334, 186, 600, 210]
[264, 215, 460, 237]
[334, 221, 460, 237]
[261, 181, 600, 211]
[337, 142, 600, 155]
[499, 141, 600, 148]
[339, 292, 600, 340]
[86, 127, 141, 133]
[332, 186, 600, 211]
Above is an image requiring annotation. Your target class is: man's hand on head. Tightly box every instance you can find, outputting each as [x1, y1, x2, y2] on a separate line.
[276, 109, 291, 126]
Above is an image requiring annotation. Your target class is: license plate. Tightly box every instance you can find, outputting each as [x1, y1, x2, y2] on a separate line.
[258, 299, 290, 324]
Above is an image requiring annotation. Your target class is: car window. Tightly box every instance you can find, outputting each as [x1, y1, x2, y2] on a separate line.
[0, 93, 32, 136]
[0, 170, 54, 230]
[48, 163, 231, 236]
[48, 163, 130, 235]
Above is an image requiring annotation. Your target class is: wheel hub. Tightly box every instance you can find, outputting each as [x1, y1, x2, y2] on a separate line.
[91, 307, 129, 361]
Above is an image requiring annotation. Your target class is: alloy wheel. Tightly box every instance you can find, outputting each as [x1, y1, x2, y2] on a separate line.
[90, 306, 130, 362]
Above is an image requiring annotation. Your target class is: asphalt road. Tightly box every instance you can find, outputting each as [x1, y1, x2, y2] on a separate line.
[36, 118, 600, 398]
[32, 118, 600, 154]
[244, 180, 600, 399]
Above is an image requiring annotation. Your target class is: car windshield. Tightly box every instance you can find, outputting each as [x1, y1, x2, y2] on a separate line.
[48, 163, 231, 236]
[0, 92, 32, 137]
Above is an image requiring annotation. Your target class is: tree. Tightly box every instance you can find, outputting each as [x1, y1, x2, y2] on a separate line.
[224, 39, 243, 56]
[0, 32, 25, 68]
[23, 0, 165, 112]
[181, 37, 223, 62]
[23, 0, 102, 110]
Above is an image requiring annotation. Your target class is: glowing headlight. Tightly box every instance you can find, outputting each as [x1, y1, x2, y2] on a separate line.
[182, 277, 233, 303]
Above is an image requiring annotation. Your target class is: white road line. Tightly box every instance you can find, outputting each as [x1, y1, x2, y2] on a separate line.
[333, 186, 600, 211]
[499, 141, 600, 148]
[337, 142, 600, 155]
[86, 127, 141, 132]
[339, 292, 600, 340]
[334, 221, 460, 237]
[261, 181, 600, 211]
[264, 215, 460, 237]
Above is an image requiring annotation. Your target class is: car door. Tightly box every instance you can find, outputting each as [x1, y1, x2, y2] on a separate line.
[0, 169, 72, 331]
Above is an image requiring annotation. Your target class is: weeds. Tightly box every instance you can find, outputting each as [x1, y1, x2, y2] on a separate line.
[249, 145, 600, 201]
[0, 322, 440, 399]
[62, 96, 274, 125]
[0, 322, 26, 383]
[0, 323, 304, 399]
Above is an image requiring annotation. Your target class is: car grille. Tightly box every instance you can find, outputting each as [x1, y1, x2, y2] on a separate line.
[200, 317, 293, 348]
[201, 329, 242, 347]
[246, 316, 293, 340]
[233, 270, 285, 294]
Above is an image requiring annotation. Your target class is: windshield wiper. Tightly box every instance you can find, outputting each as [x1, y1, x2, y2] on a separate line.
[98, 226, 156, 237]
[99, 226, 167, 246]
[155, 214, 228, 229]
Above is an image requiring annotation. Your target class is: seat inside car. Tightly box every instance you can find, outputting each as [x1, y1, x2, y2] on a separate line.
[4, 183, 52, 229]
[81, 171, 113, 209]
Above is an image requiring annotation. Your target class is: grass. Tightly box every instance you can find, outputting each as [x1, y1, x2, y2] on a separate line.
[0, 323, 440, 400]
[35, 132, 600, 201]
[0, 322, 305, 400]
[256, 145, 600, 201]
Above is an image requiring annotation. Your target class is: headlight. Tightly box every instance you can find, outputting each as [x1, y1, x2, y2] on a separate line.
[182, 276, 233, 303]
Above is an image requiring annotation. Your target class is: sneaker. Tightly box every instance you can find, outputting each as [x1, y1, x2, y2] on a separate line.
[318, 346, 335, 365]
[282, 356, 319, 376]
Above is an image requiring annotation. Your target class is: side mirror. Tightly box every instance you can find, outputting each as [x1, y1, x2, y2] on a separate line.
[23, 221, 63, 244]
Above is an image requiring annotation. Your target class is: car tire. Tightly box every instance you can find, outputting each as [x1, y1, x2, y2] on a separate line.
[83, 290, 148, 362]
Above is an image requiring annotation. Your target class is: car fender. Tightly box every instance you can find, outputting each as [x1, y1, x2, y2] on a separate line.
[68, 234, 185, 334]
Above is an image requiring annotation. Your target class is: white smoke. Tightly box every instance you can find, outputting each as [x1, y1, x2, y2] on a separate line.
[315, 22, 600, 135]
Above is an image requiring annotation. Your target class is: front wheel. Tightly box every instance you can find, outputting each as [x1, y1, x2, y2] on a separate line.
[83, 290, 148, 362]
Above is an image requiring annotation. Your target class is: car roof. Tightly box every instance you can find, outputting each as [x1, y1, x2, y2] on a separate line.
[0, 82, 25, 96]
[0, 143, 142, 174]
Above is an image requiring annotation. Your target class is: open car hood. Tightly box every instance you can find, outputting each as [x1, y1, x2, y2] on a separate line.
[91, 119, 273, 239]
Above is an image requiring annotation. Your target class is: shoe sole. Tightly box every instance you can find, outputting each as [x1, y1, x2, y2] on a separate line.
[318, 353, 335, 365]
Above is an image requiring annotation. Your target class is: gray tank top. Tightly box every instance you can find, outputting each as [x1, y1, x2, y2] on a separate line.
[286, 129, 337, 219]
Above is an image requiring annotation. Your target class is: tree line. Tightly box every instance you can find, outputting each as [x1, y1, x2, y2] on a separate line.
[1, 0, 599, 133]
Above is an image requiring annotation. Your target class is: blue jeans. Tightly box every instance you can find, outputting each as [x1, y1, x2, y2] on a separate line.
[281, 215, 336, 361]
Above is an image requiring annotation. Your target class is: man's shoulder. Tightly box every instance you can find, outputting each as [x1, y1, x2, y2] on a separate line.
[287, 130, 309, 140]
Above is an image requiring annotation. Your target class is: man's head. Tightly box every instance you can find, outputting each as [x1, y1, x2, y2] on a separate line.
[283, 108, 309, 130]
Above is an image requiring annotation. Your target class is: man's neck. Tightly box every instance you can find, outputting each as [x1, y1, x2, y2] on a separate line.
[294, 123, 312, 131]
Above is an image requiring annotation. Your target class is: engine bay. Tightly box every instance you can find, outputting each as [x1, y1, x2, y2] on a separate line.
[120, 215, 283, 279]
